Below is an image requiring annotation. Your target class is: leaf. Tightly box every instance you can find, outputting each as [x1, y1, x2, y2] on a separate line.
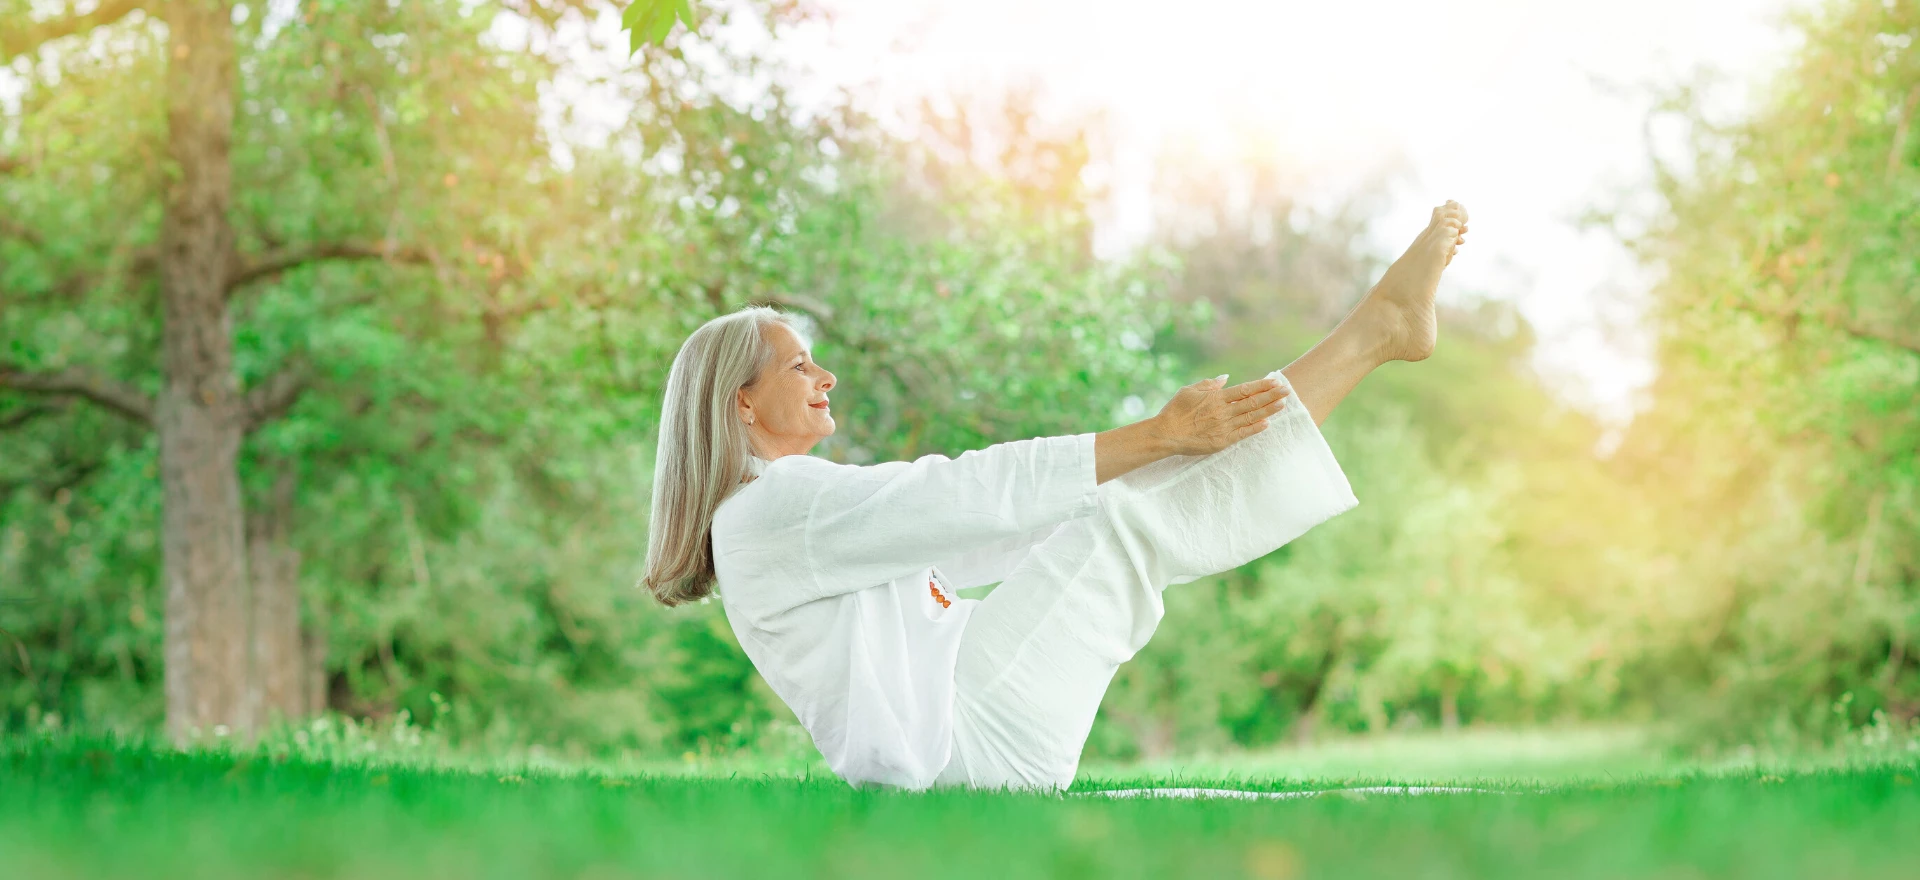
[623, 0, 699, 54]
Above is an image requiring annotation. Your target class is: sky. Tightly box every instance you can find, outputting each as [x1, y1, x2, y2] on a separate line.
[768, 0, 1815, 424]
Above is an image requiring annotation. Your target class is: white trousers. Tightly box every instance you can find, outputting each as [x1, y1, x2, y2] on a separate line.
[935, 370, 1358, 790]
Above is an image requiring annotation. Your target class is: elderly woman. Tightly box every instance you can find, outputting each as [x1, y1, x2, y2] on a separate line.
[643, 202, 1470, 791]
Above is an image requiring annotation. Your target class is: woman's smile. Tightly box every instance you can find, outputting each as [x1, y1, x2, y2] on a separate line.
[737, 321, 839, 459]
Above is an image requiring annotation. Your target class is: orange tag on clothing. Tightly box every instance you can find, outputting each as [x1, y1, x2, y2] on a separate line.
[928, 578, 951, 609]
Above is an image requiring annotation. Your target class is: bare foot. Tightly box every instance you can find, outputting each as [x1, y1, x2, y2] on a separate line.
[1357, 201, 1469, 363]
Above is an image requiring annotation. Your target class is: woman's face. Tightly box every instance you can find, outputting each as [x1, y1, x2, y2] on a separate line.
[737, 321, 837, 459]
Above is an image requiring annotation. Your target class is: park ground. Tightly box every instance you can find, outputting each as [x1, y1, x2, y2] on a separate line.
[3, 728, 1917, 879]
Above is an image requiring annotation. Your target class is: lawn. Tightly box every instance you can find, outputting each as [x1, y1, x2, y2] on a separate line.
[3, 731, 1916, 879]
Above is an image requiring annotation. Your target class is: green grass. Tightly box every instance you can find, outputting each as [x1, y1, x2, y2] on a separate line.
[3, 731, 1917, 879]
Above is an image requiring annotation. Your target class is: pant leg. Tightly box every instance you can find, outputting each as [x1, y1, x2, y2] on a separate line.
[939, 369, 1358, 790]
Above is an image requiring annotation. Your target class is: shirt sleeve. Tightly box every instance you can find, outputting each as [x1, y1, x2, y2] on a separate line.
[929, 523, 1067, 590]
[725, 433, 1099, 614]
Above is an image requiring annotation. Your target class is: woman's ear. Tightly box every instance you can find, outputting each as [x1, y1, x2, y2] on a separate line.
[736, 388, 755, 427]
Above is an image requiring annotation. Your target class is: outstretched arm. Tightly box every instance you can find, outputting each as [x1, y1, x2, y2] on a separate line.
[717, 433, 1102, 615]
[714, 377, 1293, 615]
[1095, 376, 1292, 483]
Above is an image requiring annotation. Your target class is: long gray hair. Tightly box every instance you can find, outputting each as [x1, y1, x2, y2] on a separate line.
[641, 305, 798, 606]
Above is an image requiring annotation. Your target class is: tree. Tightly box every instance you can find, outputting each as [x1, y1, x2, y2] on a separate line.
[0, 0, 591, 741]
[4, 0, 263, 741]
[1, 1, 1188, 752]
[1089, 151, 1632, 753]
[1616, 0, 1920, 737]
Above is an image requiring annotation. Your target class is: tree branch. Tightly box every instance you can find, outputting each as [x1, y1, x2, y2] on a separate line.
[0, 216, 45, 247]
[1, 245, 159, 309]
[495, 0, 602, 29]
[1730, 300, 1920, 357]
[244, 365, 310, 433]
[1890, 84, 1920, 176]
[0, 400, 69, 432]
[699, 278, 728, 313]
[227, 241, 433, 294]
[0, 363, 153, 426]
[763, 293, 836, 323]
[0, 0, 146, 60]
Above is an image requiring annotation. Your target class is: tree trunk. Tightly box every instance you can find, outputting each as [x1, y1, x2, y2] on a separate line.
[1290, 703, 1320, 747]
[159, 0, 244, 743]
[246, 466, 305, 728]
[1440, 681, 1461, 732]
[1288, 645, 1341, 746]
[304, 619, 330, 717]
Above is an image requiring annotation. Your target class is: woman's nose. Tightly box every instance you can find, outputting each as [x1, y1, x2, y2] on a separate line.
[819, 370, 835, 391]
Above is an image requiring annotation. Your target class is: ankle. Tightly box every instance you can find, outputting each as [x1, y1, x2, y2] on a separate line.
[1342, 297, 1400, 365]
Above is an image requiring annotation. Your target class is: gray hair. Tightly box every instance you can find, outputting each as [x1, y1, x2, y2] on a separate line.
[641, 305, 798, 606]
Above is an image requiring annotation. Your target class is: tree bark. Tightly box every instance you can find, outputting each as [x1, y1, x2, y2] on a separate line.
[304, 620, 330, 717]
[1291, 703, 1320, 747]
[159, 0, 246, 743]
[246, 466, 306, 728]
[1288, 643, 1341, 746]
[0, 0, 146, 60]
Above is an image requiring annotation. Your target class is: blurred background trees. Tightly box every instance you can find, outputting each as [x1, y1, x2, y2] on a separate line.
[0, 0, 1913, 760]
[1608, 0, 1920, 742]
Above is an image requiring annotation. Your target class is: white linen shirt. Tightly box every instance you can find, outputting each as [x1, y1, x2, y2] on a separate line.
[709, 433, 1100, 790]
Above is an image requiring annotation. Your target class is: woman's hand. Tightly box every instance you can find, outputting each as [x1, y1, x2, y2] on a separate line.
[1093, 375, 1291, 484]
[1149, 376, 1291, 457]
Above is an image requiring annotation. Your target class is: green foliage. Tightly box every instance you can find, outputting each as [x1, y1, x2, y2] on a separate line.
[0, 1, 1179, 756]
[3, 0, 1914, 765]
[1089, 0, 1920, 757]
[1609, 0, 1920, 743]
[1083, 162, 1631, 756]
[622, 0, 699, 53]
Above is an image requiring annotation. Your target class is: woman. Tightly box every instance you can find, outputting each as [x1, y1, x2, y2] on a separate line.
[644, 202, 1470, 791]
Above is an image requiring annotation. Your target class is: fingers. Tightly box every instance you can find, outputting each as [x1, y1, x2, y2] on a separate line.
[1224, 377, 1282, 401]
[1230, 417, 1271, 442]
[1227, 385, 1291, 418]
[1256, 394, 1289, 421]
[1229, 394, 1290, 429]
[1216, 398, 1286, 451]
